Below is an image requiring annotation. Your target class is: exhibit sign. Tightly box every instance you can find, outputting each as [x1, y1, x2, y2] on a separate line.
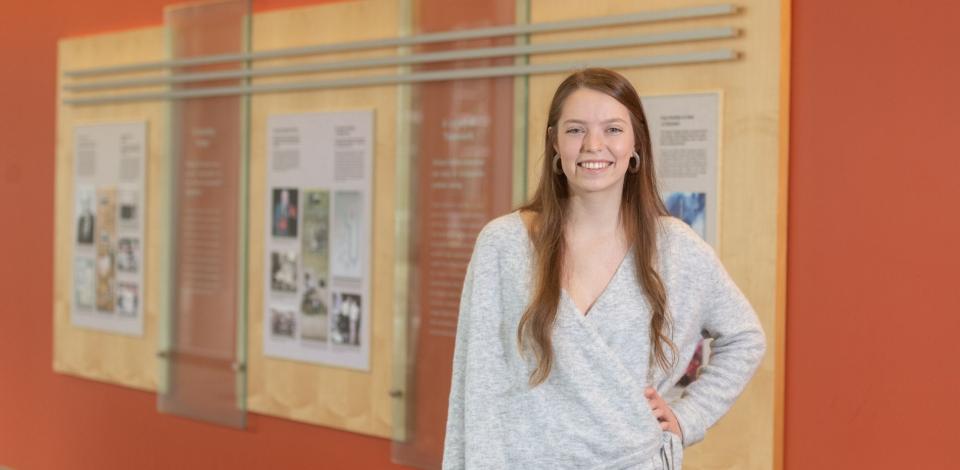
[643, 92, 721, 248]
[158, 0, 250, 429]
[392, 0, 519, 465]
[71, 121, 147, 336]
[263, 110, 374, 371]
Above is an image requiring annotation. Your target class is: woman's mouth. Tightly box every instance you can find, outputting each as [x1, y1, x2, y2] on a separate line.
[577, 161, 613, 170]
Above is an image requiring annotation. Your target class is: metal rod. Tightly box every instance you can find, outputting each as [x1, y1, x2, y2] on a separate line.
[63, 4, 737, 77]
[63, 49, 738, 105]
[64, 27, 737, 91]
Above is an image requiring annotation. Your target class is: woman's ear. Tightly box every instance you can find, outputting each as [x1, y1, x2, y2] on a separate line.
[548, 126, 559, 155]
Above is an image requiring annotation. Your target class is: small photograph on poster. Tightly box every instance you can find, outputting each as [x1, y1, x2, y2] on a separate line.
[300, 271, 329, 342]
[270, 306, 296, 338]
[332, 191, 362, 279]
[75, 187, 96, 245]
[665, 192, 706, 241]
[272, 188, 299, 238]
[74, 257, 95, 310]
[116, 237, 139, 273]
[118, 189, 139, 228]
[301, 190, 330, 275]
[300, 190, 330, 342]
[331, 292, 361, 346]
[95, 188, 117, 312]
[270, 250, 298, 293]
[116, 282, 139, 317]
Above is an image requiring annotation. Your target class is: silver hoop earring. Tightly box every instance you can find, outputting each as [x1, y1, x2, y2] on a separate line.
[628, 151, 641, 174]
[552, 153, 564, 175]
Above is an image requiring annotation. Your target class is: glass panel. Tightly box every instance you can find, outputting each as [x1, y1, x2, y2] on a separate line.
[392, 0, 527, 467]
[158, 0, 250, 428]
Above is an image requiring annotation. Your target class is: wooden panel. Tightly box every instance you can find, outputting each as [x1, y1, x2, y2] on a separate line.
[54, 27, 167, 391]
[245, 0, 399, 438]
[774, 2, 791, 469]
[526, 1, 785, 468]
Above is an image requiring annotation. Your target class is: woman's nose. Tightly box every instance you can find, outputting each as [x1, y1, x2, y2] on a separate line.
[582, 130, 603, 153]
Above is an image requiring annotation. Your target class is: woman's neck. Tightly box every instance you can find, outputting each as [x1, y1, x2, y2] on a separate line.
[565, 189, 624, 241]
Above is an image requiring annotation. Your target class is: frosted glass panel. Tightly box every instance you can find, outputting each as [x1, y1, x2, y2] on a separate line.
[392, 0, 526, 467]
[158, 0, 250, 429]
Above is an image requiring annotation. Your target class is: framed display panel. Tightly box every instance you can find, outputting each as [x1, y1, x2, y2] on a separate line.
[244, 0, 401, 438]
[524, 0, 787, 469]
[54, 26, 167, 391]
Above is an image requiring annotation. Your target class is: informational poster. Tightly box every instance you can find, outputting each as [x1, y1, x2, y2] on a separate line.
[263, 110, 373, 371]
[643, 92, 720, 248]
[71, 122, 146, 336]
[643, 93, 721, 398]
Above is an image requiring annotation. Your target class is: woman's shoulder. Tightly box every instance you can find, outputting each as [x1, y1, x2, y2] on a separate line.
[656, 215, 715, 260]
[475, 210, 528, 250]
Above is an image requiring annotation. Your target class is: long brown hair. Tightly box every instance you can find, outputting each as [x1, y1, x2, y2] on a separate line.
[518, 68, 675, 386]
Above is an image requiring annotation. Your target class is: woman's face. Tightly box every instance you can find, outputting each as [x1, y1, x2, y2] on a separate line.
[554, 87, 636, 197]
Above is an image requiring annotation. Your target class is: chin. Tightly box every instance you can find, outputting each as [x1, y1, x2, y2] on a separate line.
[568, 177, 626, 196]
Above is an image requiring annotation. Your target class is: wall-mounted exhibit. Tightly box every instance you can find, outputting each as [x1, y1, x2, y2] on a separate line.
[53, 0, 788, 468]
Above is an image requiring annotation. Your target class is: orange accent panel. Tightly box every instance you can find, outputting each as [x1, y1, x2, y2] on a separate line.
[786, 1, 960, 468]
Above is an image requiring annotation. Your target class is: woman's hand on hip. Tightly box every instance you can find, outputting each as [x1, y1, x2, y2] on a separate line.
[645, 387, 683, 439]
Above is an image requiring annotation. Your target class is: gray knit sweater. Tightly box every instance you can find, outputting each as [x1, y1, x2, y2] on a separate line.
[442, 212, 766, 469]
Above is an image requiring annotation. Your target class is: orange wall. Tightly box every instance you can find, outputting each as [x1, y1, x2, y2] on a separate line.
[785, 0, 959, 468]
[2, 0, 958, 469]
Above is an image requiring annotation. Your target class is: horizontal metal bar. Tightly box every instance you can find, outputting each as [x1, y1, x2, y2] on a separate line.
[64, 27, 738, 92]
[63, 4, 737, 78]
[63, 49, 738, 105]
[157, 349, 237, 366]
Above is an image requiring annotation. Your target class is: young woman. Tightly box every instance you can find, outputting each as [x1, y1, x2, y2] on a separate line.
[443, 68, 766, 469]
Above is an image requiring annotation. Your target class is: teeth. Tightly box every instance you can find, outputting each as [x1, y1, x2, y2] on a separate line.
[579, 161, 610, 170]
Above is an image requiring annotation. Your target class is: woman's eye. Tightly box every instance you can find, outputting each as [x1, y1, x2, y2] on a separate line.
[565, 128, 584, 135]
[607, 127, 623, 134]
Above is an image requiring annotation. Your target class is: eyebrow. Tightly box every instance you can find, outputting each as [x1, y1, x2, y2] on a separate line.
[561, 118, 628, 125]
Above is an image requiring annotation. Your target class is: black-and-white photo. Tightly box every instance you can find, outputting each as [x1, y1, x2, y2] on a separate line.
[116, 237, 139, 273]
[116, 282, 138, 317]
[331, 292, 361, 346]
[270, 307, 296, 338]
[270, 251, 298, 293]
[299, 269, 328, 342]
[75, 188, 96, 245]
[118, 189, 139, 228]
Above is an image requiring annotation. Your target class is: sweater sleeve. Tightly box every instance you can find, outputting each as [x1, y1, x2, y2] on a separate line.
[668, 232, 767, 448]
[442, 225, 510, 469]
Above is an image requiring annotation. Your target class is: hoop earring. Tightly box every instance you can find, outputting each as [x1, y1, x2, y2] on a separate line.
[552, 153, 564, 175]
[628, 151, 641, 174]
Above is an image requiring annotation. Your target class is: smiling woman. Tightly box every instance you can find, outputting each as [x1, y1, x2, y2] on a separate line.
[442, 68, 766, 469]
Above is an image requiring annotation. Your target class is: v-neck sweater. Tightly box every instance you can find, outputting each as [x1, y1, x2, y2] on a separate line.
[442, 211, 766, 469]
